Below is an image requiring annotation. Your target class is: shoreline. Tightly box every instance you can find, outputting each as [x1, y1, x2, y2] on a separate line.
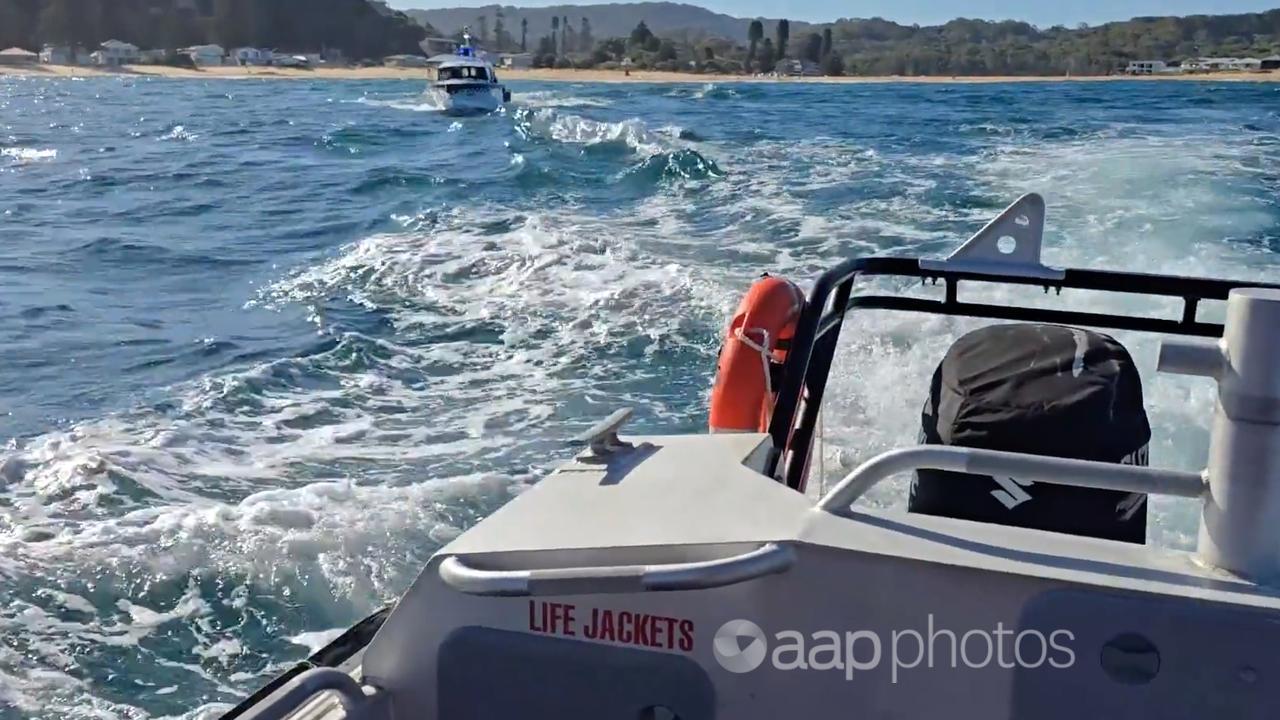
[3, 64, 1279, 83]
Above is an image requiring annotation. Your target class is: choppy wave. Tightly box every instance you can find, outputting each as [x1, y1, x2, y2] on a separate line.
[3, 77, 1280, 718]
[353, 94, 446, 113]
[514, 90, 612, 108]
[513, 106, 679, 155]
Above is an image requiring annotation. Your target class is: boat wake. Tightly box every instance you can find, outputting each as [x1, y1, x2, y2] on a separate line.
[4, 79, 1280, 719]
[353, 94, 447, 113]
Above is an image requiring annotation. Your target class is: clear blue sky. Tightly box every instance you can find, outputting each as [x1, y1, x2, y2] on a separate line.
[387, 0, 1280, 27]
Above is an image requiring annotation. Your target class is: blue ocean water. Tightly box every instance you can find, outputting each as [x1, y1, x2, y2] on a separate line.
[2, 76, 1280, 718]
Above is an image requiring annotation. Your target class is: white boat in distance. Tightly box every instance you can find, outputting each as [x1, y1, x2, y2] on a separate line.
[426, 33, 510, 115]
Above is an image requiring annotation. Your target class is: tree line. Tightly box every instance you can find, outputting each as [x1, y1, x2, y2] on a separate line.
[820, 11, 1280, 76]
[456, 6, 1280, 76]
[0, 0, 430, 60]
[464, 10, 597, 58]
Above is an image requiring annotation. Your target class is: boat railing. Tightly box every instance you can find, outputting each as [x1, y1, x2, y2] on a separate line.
[767, 194, 1280, 491]
[816, 446, 1206, 515]
[232, 667, 377, 720]
[438, 542, 795, 597]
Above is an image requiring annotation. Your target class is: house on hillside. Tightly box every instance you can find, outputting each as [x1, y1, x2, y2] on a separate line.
[1262, 55, 1280, 70]
[232, 47, 271, 66]
[91, 40, 140, 66]
[182, 44, 225, 66]
[0, 48, 38, 66]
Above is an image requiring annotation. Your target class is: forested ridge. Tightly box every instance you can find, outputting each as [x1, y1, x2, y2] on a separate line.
[0, 0, 430, 59]
[427, 4, 1280, 75]
[820, 11, 1280, 75]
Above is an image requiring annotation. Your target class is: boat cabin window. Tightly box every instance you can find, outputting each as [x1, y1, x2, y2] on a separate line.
[440, 66, 490, 81]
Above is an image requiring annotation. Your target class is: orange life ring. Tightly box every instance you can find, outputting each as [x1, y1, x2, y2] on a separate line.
[709, 274, 806, 433]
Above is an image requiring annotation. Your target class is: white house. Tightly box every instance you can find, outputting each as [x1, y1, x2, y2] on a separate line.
[0, 47, 38, 66]
[1125, 60, 1169, 75]
[183, 44, 225, 67]
[93, 40, 139, 66]
[232, 47, 271, 66]
[1183, 57, 1252, 72]
[500, 53, 533, 69]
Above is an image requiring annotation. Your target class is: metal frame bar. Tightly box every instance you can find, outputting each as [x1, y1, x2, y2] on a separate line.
[816, 446, 1206, 515]
[232, 668, 370, 720]
[766, 256, 1280, 490]
[438, 542, 794, 597]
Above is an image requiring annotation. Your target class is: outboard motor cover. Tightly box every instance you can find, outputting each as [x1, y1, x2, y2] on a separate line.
[908, 323, 1150, 544]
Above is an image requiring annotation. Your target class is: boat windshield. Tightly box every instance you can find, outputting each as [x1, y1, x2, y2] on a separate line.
[440, 66, 489, 81]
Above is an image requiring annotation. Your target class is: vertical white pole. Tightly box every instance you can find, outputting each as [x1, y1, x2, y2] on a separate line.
[1192, 288, 1280, 579]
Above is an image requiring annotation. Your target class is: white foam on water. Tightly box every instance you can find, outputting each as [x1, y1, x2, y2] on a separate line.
[5, 86, 1280, 718]
[515, 107, 685, 158]
[805, 129, 1280, 552]
[159, 125, 197, 142]
[354, 94, 445, 113]
[514, 90, 611, 108]
[287, 628, 346, 654]
[1, 146, 58, 163]
[0, 199, 734, 715]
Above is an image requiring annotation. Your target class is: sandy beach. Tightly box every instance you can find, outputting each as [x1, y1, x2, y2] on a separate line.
[2, 63, 1279, 83]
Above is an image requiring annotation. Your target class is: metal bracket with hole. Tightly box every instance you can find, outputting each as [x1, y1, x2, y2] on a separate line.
[566, 408, 635, 461]
[918, 193, 1066, 281]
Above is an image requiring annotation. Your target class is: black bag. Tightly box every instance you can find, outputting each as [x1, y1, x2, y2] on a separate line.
[908, 323, 1150, 544]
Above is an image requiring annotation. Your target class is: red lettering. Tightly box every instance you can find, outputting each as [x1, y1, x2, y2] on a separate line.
[650, 615, 665, 648]
[529, 601, 576, 636]
[534, 603, 695, 653]
[661, 617, 677, 649]
[563, 604, 576, 637]
[678, 619, 694, 652]
[617, 611, 633, 643]
[635, 614, 651, 646]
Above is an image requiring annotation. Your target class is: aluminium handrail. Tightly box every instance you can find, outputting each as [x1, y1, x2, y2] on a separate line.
[817, 445, 1206, 515]
[438, 542, 795, 597]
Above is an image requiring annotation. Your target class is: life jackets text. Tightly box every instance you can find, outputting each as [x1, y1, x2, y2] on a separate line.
[528, 600, 695, 652]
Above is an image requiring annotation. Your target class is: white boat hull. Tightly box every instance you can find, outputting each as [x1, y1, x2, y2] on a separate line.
[430, 86, 505, 115]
